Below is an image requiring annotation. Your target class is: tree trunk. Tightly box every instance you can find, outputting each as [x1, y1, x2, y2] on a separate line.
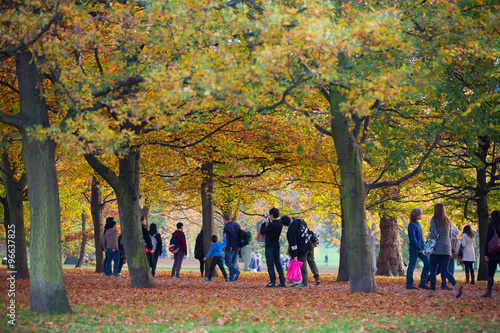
[330, 87, 376, 293]
[91, 176, 105, 273]
[75, 212, 88, 268]
[0, 152, 29, 279]
[201, 160, 215, 277]
[16, 51, 71, 313]
[475, 169, 489, 281]
[337, 215, 349, 282]
[376, 215, 405, 277]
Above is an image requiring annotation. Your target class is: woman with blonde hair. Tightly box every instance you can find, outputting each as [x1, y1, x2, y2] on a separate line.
[427, 203, 463, 297]
[455, 225, 475, 284]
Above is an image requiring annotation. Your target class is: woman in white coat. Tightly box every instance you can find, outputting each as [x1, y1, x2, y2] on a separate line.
[455, 225, 476, 284]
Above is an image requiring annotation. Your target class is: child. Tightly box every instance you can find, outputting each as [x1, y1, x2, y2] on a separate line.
[203, 234, 229, 281]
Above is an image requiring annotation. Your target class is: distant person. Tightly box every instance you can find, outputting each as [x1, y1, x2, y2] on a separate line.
[455, 225, 476, 285]
[141, 215, 153, 267]
[223, 214, 241, 281]
[102, 219, 122, 277]
[280, 215, 313, 287]
[194, 228, 205, 277]
[481, 210, 500, 297]
[171, 222, 187, 278]
[117, 233, 126, 274]
[405, 208, 430, 290]
[249, 253, 257, 272]
[280, 254, 286, 271]
[149, 223, 162, 278]
[427, 203, 463, 298]
[324, 254, 328, 266]
[260, 208, 286, 287]
[255, 252, 261, 272]
[102, 217, 115, 272]
[203, 234, 229, 281]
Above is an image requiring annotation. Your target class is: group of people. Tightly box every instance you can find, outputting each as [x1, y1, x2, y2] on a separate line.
[406, 203, 500, 298]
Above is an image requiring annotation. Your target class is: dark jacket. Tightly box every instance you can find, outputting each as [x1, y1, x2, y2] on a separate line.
[151, 233, 163, 257]
[223, 221, 241, 252]
[408, 220, 424, 252]
[172, 230, 187, 255]
[485, 223, 500, 260]
[142, 225, 153, 250]
[260, 219, 283, 249]
[194, 233, 204, 259]
[286, 218, 311, 258]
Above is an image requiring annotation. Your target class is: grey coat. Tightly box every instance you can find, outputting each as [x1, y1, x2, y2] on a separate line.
[428, 218, 452, 256]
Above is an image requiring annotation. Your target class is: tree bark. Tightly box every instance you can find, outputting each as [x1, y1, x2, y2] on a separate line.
[376, 215, 405, 277]
[337, 212, 349, 282]
[75, 212, 88, 268]
[330, 87, 376, 293]
[16, 51, 71, 313]
[475, 167, 489, 281]
[91, 176, 105, 273]
[201, 160, 215, 277]
[84, 149, 155, 288]
[0, 152, 29, 279]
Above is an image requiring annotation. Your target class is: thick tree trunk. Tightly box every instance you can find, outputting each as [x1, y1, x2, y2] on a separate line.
[376, 215, 405, 277]
[75, 212, 88, 268]
[0, 153, 29, 279]
[91, 176, 105, 273]
[201, 161, 215, 277]
[330, 88, 376, 293]
[16, 51, 71, 313]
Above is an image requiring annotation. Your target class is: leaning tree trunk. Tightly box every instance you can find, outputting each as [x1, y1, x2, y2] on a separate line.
[0, 153, 29, 279]
[376, 215, 405, 277]
[330, 87, 376, 293]
[201, 160, 215, 277]
[475, 168, 489, 281]
[91, 176, 105, 273]
[16, 51, 71, 313]
[75, 212, 88, 268]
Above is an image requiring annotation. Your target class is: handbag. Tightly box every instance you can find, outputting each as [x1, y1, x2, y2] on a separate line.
[286, 259, 303, 281]
[422, 234, 439, 256]
[488, 228, 500, 255]
[457, 245, 463, 258]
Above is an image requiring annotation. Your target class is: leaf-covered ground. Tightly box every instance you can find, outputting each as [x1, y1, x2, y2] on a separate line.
[1, 268, 498, 332]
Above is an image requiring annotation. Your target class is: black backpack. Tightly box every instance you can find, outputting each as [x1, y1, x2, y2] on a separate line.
[238, 228, 252, 248]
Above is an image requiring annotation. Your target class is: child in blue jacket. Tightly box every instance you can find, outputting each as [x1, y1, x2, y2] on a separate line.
[204, 234, 229, 281]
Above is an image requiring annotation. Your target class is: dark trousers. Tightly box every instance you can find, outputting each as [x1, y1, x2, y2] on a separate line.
[297, 248, 313, 285]
[429, 254, 456, 290]
[118, 253, 126, 273]
[406, 246, 430, 287]
[207, 256, 228, 280]
[105, 248, 120, 276]
[487, 257, 500, 277]
[198, 259, 205, 276]
[265, 247, 286, 285]
[306, 248, 320, 281]
[171, 251, 184, 277]
[463, 261, 474, 274]
[151, 254, 159, 277]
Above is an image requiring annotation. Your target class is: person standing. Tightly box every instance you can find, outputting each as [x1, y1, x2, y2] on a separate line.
[455, 225, 476, 284]
[141, 215, 153, 268]
[405, 208, 430, 290]
[171, 222, 187, 278]
[443, 227, 459, 288]
[149, 223, 162, 278]
[103, 220, 122, 277]
[194, 228, 205, 277]
[280, 215, 313, 287]
[302, 219, 321, 285]
[481, 210, 500, 297]
[427, 203, 463, 298]
[117, 233, 126, 274]
[223, 214, 241, 281]
[260, 208, 286, 287]
[203, 234, 229, 281]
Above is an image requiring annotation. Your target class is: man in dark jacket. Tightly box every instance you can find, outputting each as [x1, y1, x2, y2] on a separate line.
[223, 213, 241, 281]
[171, 222, 187, 278]
[260, 208, 286, 287]
[141, 215, 153, 267]
[281, 215, 312, 287]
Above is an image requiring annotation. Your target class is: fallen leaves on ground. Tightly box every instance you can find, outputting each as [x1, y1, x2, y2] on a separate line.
[1, 268, 498, 332]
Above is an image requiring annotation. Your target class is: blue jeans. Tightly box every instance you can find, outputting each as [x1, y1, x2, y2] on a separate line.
[443, 258, 455, 285]
[429, 254, 456, 290]
[406, 246, 430, 287]
[105, 248, 120, 276]
[151, 254, 159, 277]
[265, 247, 286, 285]
[225, 249, 239, 281]
[207, 256, 228, 280]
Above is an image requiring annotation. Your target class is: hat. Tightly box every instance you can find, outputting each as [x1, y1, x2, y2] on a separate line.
[452, 227, 459, 236]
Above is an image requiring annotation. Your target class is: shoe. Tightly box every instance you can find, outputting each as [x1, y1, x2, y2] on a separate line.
[175, 276, 181, 279]
[481, 290, 492, 298]
[441, 285, 453, 291]
[266, 283, 276, 287]
[419, 285, 430, 290]
[296, 283, 308, 287]
[205, 278, 211, 282]
[314, 279, 320, 286]
[225, 278, 230, 282]
[427, 290, 437, 297]
[278, 284, 286, 287]
[405, 285, 418, 290]
[114, 273, 124, 277]
[455, 284, 463, 298]
[234, 271, 241, 281]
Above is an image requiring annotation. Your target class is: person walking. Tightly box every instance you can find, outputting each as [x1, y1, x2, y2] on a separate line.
[141, 215, 153, 267]
[260, 208, 286, 287]
[455, 225, 476, 284]
[302, 219, 321, 285]
[194, 228, 205, 277]
[203, 234, 229, 281]
[117, 233, 126, 274]
[171, 222, 187, 278]
[149, 223, 162, 277]
[280, 215, 313, 287]
[481, 210, 500, 297]
[443, 227, 459, 288]
[405, 208, 430, 290]
[427, 203, 463, 298]
[103, 219, 122, 277]
[223, 214, 241, 281]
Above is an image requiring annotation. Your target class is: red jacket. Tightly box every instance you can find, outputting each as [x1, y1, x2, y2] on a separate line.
[172, 230, 187, 255]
